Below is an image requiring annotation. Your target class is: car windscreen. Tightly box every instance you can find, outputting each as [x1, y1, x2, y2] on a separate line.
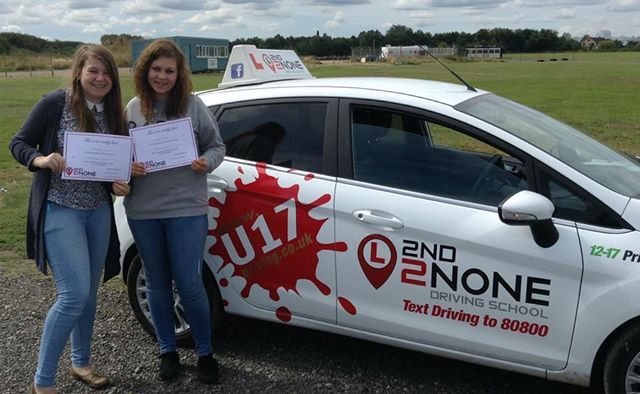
[456, 94, 640, 198]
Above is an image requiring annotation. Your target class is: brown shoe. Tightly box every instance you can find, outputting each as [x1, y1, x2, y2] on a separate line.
[69, 367, 110, 389]
[32, 383, 56, 394]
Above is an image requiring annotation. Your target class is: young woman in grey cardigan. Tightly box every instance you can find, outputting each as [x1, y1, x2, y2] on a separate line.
[125, 39, 225, 384]
[10, 45, 129, 394]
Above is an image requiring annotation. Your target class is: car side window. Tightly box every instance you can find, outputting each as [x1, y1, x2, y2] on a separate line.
[537, 169, 623, 228]
[351, 106, 528, 206]
[217, 102, 327, 173]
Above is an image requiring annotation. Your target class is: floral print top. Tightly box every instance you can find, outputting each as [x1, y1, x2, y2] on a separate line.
[47, 89, 110, 210]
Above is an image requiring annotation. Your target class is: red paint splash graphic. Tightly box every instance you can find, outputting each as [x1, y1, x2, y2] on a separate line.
[208, 165, 348, 313]
[338, 296, 357, 315]
[276, 306, 292, 322]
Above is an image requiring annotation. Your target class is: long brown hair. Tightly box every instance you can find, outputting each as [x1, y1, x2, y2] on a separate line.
[70, 44, 125, 135]
[133, 39, 192, 122]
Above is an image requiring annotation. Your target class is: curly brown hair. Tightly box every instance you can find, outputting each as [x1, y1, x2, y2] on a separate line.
[70, 45, 126, 135]
[133, 39, 193, 122]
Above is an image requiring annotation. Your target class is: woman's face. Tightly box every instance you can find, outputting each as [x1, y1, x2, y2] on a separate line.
[148, 56, 178, 100]
[80, 56, 112, 103]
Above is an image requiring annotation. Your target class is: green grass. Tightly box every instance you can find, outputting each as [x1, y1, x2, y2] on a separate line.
[0, 77, 65, 264]
[1, 53, 639, 273]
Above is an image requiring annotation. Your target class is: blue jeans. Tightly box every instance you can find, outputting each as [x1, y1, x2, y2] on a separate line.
[127, 215, 212, 356]
[35, 202, 110, 387]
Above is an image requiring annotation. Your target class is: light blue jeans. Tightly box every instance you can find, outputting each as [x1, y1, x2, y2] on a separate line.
[35, 202, 110, 387]
[127, 215, 212, 356]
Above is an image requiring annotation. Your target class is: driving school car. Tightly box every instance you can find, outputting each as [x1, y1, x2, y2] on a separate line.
[115, 45, 640, 393]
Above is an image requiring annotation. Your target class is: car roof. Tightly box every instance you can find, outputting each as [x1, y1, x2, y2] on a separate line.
[197, 77, 489, 107]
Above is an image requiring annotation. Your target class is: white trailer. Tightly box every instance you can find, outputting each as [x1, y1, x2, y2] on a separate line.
[379, 45, 427, 59]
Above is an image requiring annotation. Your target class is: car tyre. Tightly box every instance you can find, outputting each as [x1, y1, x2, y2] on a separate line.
[126, 255, 224, 348]
[603, 324, 640, 394]
[203, 264, 225, 338]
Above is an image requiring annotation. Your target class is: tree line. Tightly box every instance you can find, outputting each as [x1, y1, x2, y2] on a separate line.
[0, 33, 144, 55]
[100, 33, 145, 47]
[0, 32, 83, 55]
[232, 25, 639, 56]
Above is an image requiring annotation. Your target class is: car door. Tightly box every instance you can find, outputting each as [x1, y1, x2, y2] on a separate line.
[205, 98, 340, 324]
[334, 101, 583, 369]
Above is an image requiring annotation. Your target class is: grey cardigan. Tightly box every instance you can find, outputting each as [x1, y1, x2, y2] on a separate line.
[9, 89, 121, 282]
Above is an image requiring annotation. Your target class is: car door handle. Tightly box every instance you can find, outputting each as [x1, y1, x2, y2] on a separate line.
[353, 210, 404, 229]
[207, 178, 229, 193]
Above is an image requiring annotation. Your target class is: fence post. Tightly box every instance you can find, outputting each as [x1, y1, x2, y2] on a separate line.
[3, 55, 6, 78]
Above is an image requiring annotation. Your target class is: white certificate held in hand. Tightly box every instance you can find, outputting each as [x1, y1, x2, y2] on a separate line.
[62, 132, 133, 182]
[130, 117, 198, 173]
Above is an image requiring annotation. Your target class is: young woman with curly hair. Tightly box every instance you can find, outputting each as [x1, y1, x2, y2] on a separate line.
[125, 38, 225, 384]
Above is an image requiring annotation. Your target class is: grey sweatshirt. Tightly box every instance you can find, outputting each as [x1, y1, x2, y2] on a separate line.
[124, 95, 226, 220]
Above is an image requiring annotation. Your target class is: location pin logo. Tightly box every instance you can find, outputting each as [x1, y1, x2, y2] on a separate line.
[357, 234, 397, 289]
[65, 167, 73, 176]
[262, 53, 277, 73]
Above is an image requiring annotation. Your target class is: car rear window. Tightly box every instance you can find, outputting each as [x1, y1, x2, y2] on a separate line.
[217, 102, 327, 174]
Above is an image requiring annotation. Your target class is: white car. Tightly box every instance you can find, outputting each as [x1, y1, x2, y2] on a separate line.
[115, 46, 640, 393]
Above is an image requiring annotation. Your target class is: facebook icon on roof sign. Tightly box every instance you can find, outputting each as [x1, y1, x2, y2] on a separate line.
[231, 63, 243, 79]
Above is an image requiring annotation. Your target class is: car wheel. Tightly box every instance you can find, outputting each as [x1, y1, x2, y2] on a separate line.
[603, 325, 640, 394]
[203, 264, 225, 338]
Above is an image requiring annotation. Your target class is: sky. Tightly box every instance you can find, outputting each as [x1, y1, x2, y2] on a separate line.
[0, 0, 639, 43]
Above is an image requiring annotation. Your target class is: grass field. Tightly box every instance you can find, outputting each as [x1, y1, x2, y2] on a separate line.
[1, 52, 639, 272]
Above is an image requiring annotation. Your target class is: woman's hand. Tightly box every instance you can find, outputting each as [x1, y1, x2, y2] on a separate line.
[191, 156, 209, 173]
[32, 153, 65, 174]
[112, 181, 131, 196]
[131, 162, 146, 177]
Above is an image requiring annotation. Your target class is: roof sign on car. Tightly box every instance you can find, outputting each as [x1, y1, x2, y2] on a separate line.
[218, 45, 314, 89]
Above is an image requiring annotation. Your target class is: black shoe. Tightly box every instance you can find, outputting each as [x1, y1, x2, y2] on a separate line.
[159, 351, 182, 381]
[196, 354, 219, 384]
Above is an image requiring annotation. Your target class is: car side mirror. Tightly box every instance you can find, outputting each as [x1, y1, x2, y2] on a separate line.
[498, 191, 559, 248]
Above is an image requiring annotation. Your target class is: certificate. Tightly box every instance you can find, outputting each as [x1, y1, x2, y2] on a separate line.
[130, 117, 198, 173]
[62, 132, 133, 182]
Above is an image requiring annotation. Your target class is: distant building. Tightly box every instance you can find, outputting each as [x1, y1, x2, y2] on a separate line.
[379, 45, 427, 59]
[132, 36, 230, 73]
[465, 47, 502, 59]
[377, 45, 455, 60]
[580, 36, 606, 50]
